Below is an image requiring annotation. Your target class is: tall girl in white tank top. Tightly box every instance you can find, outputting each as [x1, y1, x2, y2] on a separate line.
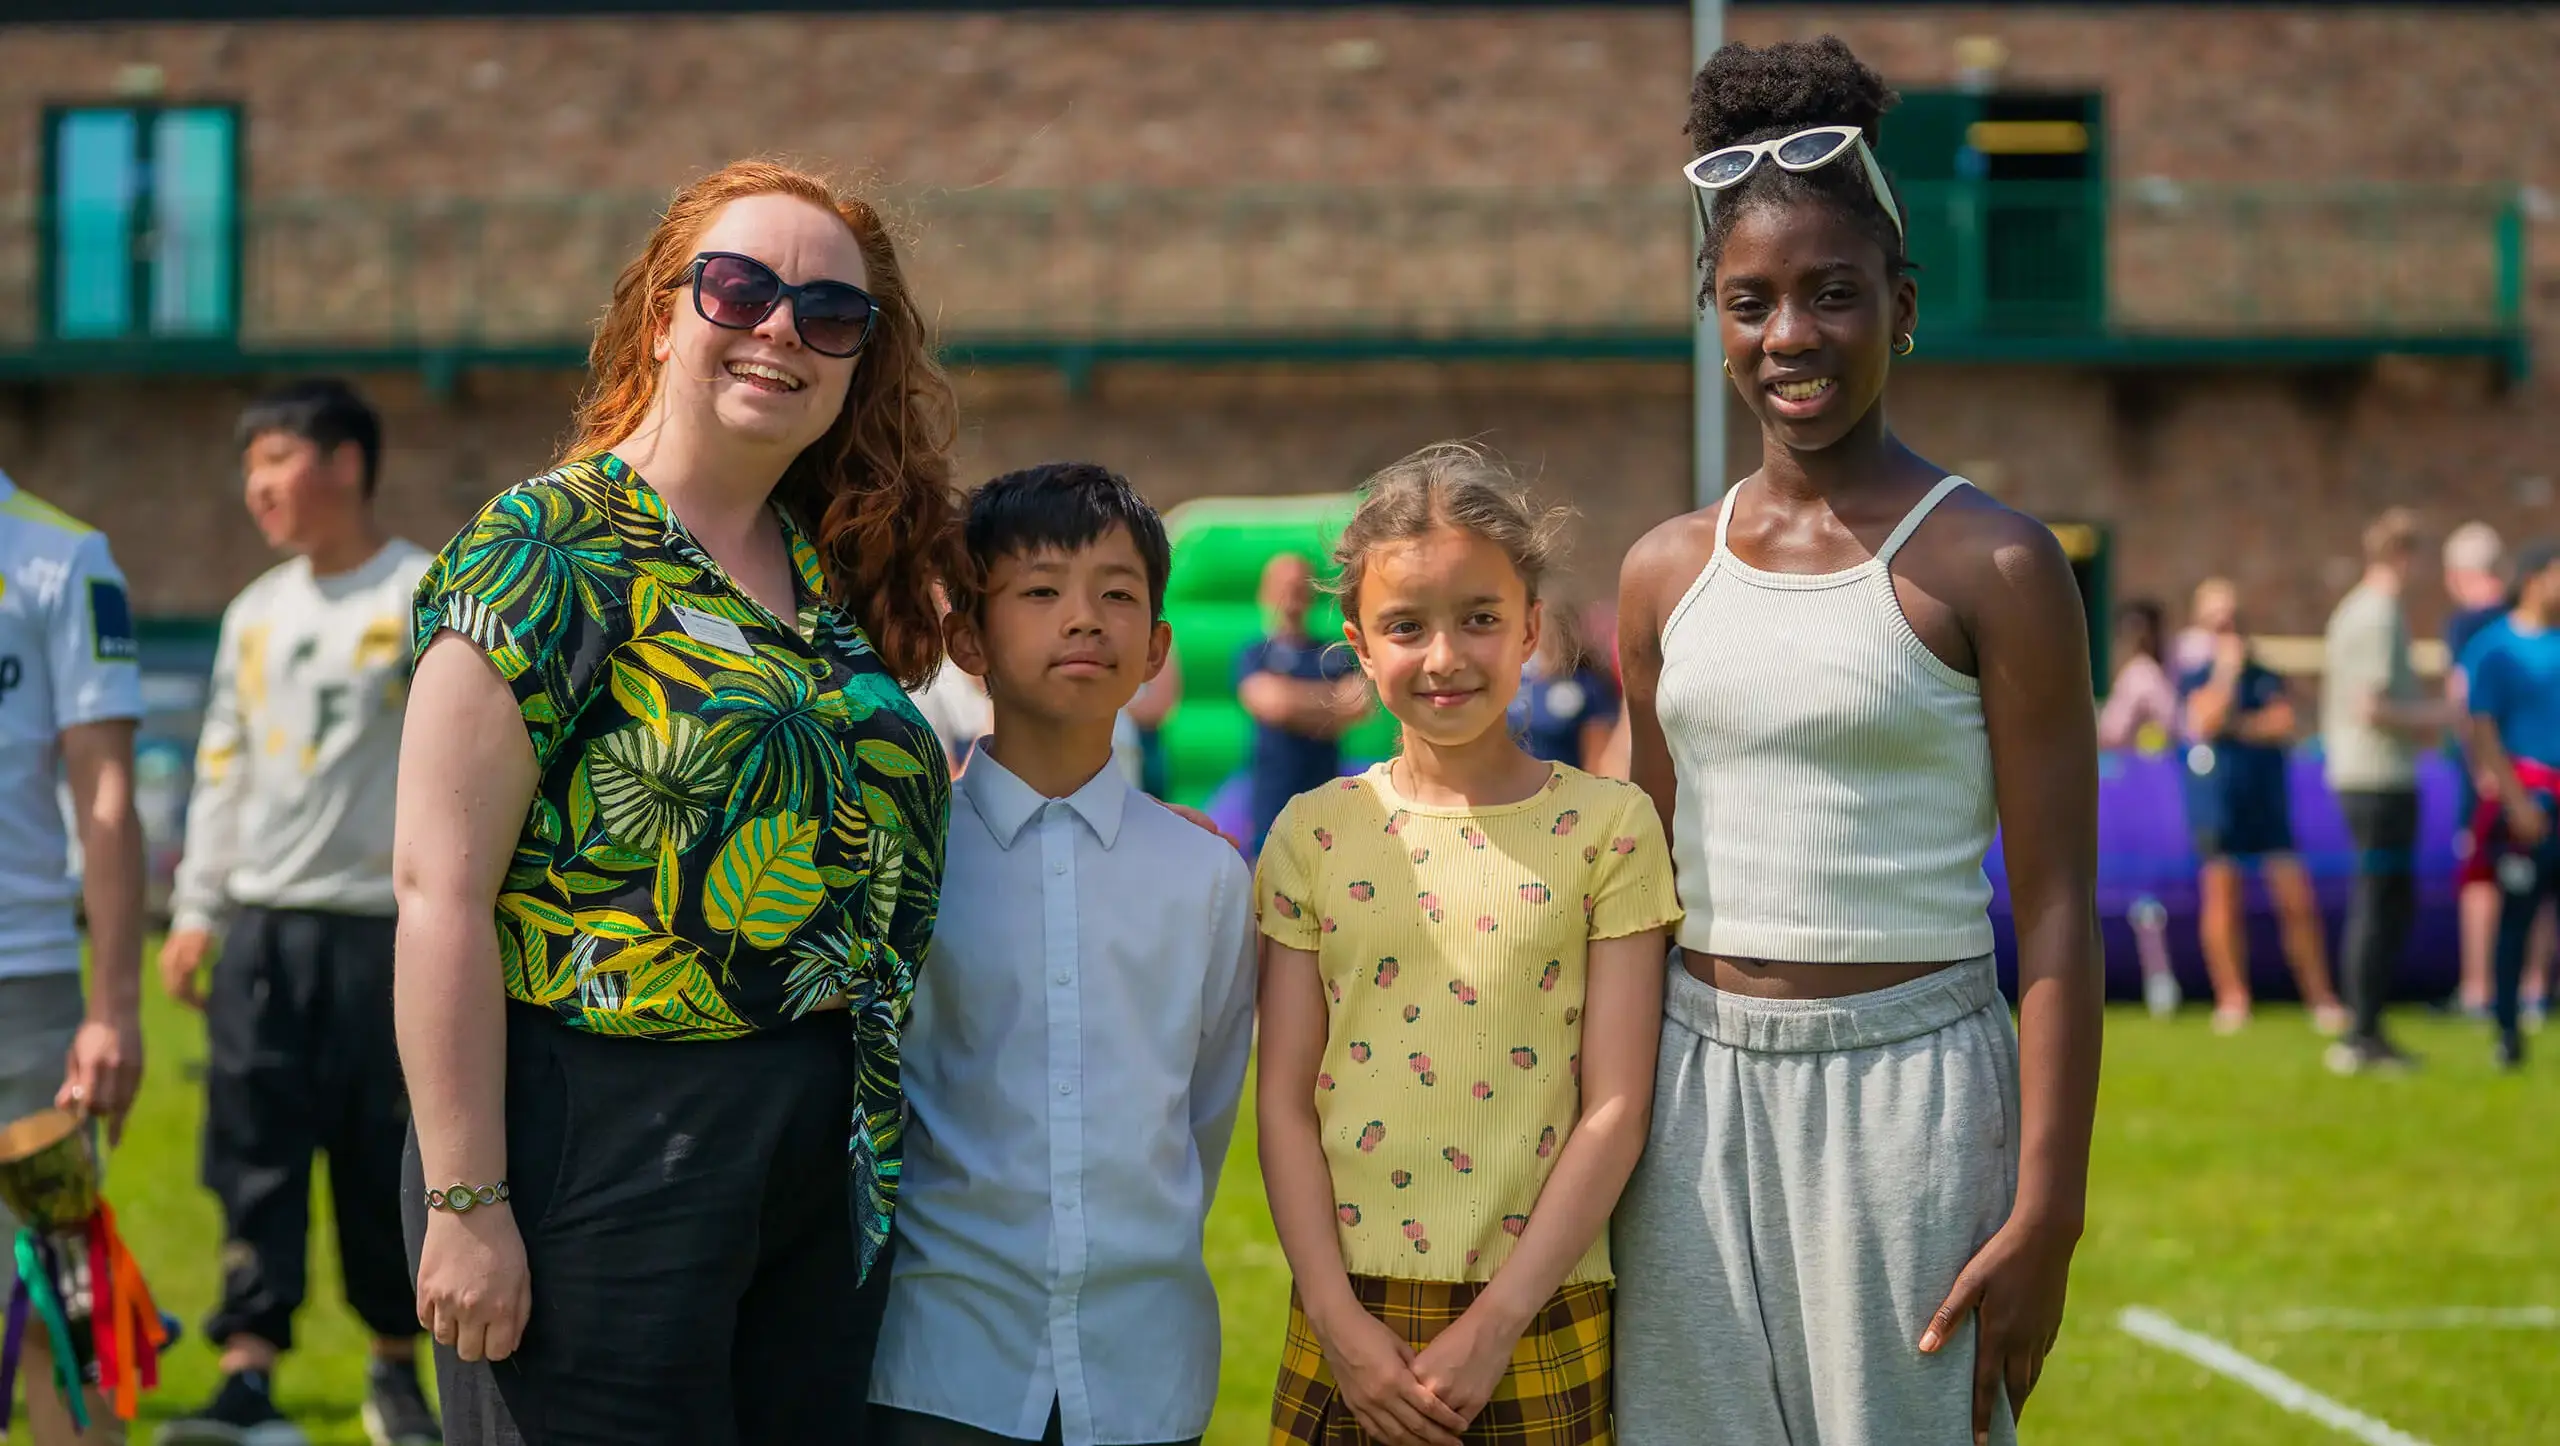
[1610, 37, 2101, 1446]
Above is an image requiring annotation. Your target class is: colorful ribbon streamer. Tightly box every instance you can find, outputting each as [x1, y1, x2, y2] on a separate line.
[13, 1228, 86, 1433]
[90, 1202, 165, 1419]
[0, 1202, 167, 1433]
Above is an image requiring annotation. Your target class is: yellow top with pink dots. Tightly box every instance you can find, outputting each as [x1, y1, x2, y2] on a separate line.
[1256, 761, 1680, 1284]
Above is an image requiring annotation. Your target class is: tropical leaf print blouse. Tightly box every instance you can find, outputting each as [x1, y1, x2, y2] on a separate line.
[413, 453, 949, 1279]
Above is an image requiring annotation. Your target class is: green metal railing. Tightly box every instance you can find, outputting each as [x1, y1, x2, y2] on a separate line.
[0, 181, 2528, 372]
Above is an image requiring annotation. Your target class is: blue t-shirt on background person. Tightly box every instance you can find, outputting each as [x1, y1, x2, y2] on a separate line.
[2176, 655, 2295, 858]
[1508, 665, 1620, 766]
[2447, 604, 2507, 678]
[1236, 633, 1359, 852]
[2447, 605, 2510, 804]
[2465, 620, 2560, 768]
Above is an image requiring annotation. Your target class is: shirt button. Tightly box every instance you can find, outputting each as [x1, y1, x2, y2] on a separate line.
[1052, 861, 1067, 875]
[1058, 1082, 1073, 1096]
[1054, 971, 1072, 985]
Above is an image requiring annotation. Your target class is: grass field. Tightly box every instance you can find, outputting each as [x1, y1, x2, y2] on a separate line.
[29, 968, 2556, 1444]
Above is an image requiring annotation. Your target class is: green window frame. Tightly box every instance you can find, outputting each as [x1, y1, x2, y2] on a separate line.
[41, 103, 242, 342]
[1879, 90, 2106, 339]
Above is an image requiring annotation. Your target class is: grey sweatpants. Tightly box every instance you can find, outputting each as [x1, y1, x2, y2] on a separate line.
[1613, 955, 2020, 1445]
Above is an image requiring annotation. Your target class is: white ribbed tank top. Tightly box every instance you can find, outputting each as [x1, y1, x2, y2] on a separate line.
[1657, 475, 1997, 964]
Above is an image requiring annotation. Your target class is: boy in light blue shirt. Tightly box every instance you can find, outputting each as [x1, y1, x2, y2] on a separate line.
[870, 464, 1257, 1446]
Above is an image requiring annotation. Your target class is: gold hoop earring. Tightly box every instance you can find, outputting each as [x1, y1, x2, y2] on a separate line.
[1893, 333, 1916, 357]
[1721, 359, 1733, 378]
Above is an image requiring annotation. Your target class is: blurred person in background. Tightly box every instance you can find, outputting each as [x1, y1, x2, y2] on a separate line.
[1128, 646, 1181, 797]
[0, 466, 146, 1446]
[156, 381, 439, 1446]
[2168, 605, 2218, 678]
[911, 656, 992, 772]
[1234, 553, 1366, 853]
[1577, 599, 1636, 778]
[2443, 521, 2509, 667]
[2442, 521, 2520, 1017]
[2097, 599, 2179, 754]
[1508, 594, 1620, 768]
[2178, 577, 2348, 1035]
[2318, 509, 2451, 1075]
[2460, 540, 2560, 1070]
[2453, 573, 2557, 1034]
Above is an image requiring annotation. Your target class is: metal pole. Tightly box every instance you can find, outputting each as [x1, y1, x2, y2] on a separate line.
[1691, 0, 1726, 510]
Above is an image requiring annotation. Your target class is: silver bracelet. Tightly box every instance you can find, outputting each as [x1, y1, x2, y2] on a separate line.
[424, 1180, 512, 1214]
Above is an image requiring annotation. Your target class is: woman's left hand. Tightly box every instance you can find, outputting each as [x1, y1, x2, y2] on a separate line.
[1162, 801, 1243, 853]
[1920, 1212, 2079, 1444]
[1409, 1304, 1522, 1430]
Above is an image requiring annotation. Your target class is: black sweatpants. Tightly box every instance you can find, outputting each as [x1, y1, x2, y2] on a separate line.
[401, 1002, 894, 1446]
[201, 906, 416, 1350]
[2490, 813, 2560, 1053]
[2337, 789, 2420, 1045]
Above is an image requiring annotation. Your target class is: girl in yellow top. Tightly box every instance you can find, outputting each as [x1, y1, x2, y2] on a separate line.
[1256, 444, 1679, 1446]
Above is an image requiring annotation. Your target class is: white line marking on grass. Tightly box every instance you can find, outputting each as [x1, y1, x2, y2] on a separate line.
[2251, 1307, 2559, 1332]
[2117, 1307, 2435, 1446]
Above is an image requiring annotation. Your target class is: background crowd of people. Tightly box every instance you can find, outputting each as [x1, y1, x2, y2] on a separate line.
[2099, 511, 2557, 1075]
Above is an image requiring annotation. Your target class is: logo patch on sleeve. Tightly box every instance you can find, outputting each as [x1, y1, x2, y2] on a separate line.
[88, 578, 138, 662]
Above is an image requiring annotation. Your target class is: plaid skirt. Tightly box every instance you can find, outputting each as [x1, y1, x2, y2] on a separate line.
[1270, 1275, 1613, 1446]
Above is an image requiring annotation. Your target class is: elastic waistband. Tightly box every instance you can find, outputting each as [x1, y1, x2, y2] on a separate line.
[1660, 953, 2002, 1054]
[232, 904, 398, 922]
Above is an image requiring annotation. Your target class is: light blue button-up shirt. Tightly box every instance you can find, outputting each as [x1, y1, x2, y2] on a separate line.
[871, 752, 1258, 1446]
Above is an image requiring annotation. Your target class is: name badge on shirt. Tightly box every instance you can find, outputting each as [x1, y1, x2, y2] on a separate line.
[671, 604, 753, 657]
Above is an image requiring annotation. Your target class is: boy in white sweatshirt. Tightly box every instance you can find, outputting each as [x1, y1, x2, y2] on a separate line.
[157, 380, 438, 1446]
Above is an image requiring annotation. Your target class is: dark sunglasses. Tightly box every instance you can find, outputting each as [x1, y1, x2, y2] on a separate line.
[684, 251, 879, 358]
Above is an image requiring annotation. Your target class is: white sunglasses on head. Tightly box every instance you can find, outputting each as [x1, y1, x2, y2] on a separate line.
[1682, 125, 1904, 238]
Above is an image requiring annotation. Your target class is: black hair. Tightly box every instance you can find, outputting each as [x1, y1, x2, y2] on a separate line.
[963, 462, 1172, 622]
[1687, 35, 1908, 299]
[2510, 540, 2560, 609]
[2116, 599, 2166, 664]
[235, 378, 383, 496]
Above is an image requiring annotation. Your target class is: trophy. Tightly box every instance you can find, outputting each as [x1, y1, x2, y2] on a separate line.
[0, 1108, 169, 1434]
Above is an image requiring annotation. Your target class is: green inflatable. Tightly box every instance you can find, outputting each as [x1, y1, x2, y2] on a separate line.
[1155, 492, 1401, 807]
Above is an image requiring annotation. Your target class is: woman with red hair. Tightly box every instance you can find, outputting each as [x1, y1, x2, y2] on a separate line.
[392, 160, 961, 1444]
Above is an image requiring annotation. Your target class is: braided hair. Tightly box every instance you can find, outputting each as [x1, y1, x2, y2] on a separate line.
[1687, 36, 1909, 297]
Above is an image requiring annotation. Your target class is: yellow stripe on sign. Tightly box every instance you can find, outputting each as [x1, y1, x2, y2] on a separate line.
[2246, 635, 2452, 679]
[2047, 522, 2101, 561]
[1967, 120, 2090, 155]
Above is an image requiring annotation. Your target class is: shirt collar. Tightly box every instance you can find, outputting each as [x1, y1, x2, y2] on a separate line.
[961, 747, 1130, 851]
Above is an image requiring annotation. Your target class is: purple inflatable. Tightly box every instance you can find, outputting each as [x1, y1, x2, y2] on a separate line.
[1209, 750, 2470, 1005]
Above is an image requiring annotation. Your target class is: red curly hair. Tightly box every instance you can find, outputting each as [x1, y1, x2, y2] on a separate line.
[559, 159, 961, 688]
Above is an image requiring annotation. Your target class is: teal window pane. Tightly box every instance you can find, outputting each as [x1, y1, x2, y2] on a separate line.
[53, 111, 138, 339]
[150, 109, 236, 336]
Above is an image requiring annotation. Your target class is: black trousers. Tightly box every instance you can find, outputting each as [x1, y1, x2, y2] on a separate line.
[874, 1403, 1200, 1446]
[401, 1003, 895, 1446]
[2337, 790, 2421, 1045]
[2490, 814, 2560, 1051]
[201, 906, 416, 1349]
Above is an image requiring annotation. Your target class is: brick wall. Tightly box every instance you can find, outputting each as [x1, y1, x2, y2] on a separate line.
[7, 7, 2557, 192]
[1, 5, 2556, 639]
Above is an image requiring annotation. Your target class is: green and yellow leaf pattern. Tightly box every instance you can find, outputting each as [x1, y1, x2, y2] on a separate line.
[587, 714, 727, 853]
[705, 813, 826, 953]
[412, 453, 949, 1286]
